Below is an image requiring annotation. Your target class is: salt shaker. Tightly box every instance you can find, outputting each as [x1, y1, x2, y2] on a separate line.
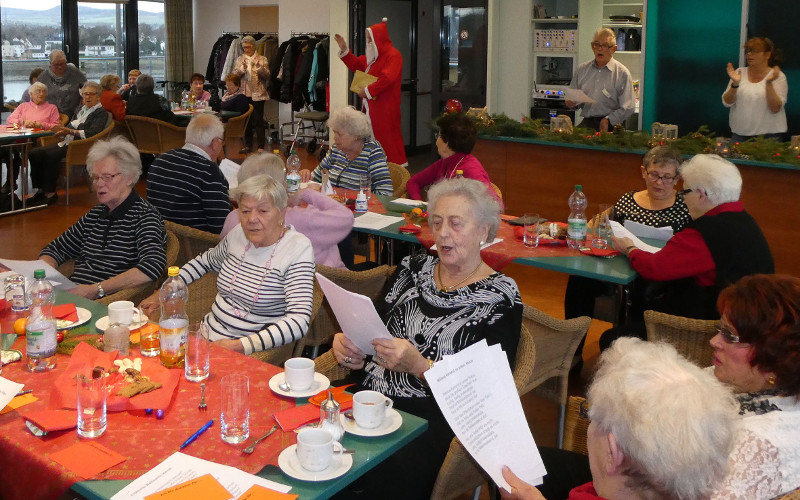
[103, 321, 130, 356]
[319, 389, 344, 441]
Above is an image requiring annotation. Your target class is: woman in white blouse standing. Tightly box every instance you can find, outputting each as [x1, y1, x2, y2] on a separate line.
[233, 35, 270, 153]
[722, 37, 788, 142]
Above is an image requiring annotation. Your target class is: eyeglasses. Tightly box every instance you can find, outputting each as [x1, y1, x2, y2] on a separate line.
[90, 172, 123, 184]
[590, 42, 615, 50]
[82, 92, 98, 96]
[677, 188, 693, 196]
[716, 324, 741, 344]
[744, 49, 765, 54]
[646, 171, 677, 184]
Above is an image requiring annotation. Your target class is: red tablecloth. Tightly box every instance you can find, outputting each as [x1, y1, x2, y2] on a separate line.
[0, 340, 297, 500]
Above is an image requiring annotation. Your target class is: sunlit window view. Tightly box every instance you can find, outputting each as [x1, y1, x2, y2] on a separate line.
[137, 1, 165, 87]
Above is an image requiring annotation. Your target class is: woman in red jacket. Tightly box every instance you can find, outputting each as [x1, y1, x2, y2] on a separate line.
[100, 74, 126, 122]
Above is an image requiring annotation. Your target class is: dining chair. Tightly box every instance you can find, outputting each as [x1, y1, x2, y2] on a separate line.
[490, 182, 503, 200]
[777, 487, 800, 499]
[124, 115, 187, 155]
[643, 310, 717, 367]
[59, 113, 70, 126]
[519, 303, 592, 448]
[387, 162, 410, 197]
[296, 264, 396, 358]
[163, 220, 220, 269]
[222, 104, 253, 157]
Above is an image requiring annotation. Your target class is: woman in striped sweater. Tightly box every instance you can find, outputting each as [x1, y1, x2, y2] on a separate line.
[142, 175, 316, 355]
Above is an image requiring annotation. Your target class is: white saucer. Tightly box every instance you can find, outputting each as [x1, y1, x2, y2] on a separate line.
[341, 408, 402, 437]
[278, 444, 352, 481]
[268, 372, 330, 398]
[94, 311, 149, 333]
[56, 307, 92, 330]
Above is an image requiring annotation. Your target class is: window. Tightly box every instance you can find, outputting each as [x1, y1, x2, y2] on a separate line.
[137, 1, 165, 88]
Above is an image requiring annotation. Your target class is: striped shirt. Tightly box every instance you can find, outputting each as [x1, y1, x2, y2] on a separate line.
[146, 144, 232, 234]
[179, 225, 315, 355]
[40, 191, 167, 284]
[310, 138, 393, 195]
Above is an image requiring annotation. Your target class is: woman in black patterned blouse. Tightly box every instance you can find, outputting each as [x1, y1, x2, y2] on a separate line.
[331, 178, 522, 499]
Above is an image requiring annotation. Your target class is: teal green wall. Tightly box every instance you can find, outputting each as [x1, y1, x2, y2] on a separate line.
[643, 0, 743, 135]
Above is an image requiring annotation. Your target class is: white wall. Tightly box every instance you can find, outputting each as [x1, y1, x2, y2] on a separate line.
[487, 0, 531, 119]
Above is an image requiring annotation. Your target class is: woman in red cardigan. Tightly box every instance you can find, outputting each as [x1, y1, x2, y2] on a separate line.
[100, 74, 126, 122]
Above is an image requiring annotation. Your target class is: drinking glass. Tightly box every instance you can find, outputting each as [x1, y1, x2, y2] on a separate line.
[592, 204, 612, 249]
[359, 173, 372, 200]
[77, 367, 107, 438]
[523, 213, 540, 248]
[184, 323, 210, 382]
[220, 374, 249, 444]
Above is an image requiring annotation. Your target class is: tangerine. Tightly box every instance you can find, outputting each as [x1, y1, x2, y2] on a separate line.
[411, 207, 423, 216]
[13, 318, 27, 335]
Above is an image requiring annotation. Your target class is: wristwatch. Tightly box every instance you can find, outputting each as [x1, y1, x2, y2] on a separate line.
[96, 283, 106, 298]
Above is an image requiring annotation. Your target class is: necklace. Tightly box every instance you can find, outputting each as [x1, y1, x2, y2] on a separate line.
[437, 261, 483, 292]
[228, 227, 287, 318]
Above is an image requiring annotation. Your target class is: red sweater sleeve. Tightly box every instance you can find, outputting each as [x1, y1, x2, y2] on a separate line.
[629, 228, 716, 285]
[406, 159, 446, 200]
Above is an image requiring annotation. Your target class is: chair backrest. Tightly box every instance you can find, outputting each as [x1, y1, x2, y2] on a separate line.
[64, 119, 115, 168]
[223, 105, 253, 142]
[490, 182, 502, 200]
[387, 162, 410, 197]
[563, 396, 590, 455]
[776, 487, 800, 500]
[164, 220, 220, 269]
[520, 303, 591, 402]
[125, 115, 187, 155]
[59, 113, 70, 126]
[643, 310, 717, 366]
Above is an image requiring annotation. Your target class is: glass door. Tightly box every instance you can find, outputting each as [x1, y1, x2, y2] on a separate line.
[76, 1, 125, 83]
[438, 1, 488, 111]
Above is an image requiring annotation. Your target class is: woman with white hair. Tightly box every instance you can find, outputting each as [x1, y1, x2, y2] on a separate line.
[28, 80, 109, 206]
[299, 106, 393, 195]
[219, 152, 353, 268]
[501, 337, 739, 500]
[142, 174, 315, 355]
[233, 35, 270, 153]
[36, 49, 86, 116]
[39, 136, 167, 299]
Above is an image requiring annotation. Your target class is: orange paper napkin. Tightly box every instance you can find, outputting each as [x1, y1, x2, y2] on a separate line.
[273, 386, 354, 431]
[145, 474, 231, 500]
[0, 393, 38, 414]
[53, 303, 79, 322]
[49, 441, 127, 479]
[237, 484, 298, 500]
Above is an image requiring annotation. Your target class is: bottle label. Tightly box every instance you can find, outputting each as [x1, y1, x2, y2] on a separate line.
[26, 324, 57, 355]
[286, 173, 301, 193]
[9, 291, 27, 312]
[355, 198, 368, 213]
[567, 218, 587, 239]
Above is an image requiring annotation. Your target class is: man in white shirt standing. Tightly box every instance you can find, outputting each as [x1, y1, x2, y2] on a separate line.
[567, 28, 634, 133]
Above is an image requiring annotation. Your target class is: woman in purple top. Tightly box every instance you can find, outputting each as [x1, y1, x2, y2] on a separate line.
[407, 112, 501, 206]
[189, 73, 212, 103]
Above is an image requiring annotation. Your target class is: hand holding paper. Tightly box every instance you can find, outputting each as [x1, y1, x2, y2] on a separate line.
[609, 221, 661, 254]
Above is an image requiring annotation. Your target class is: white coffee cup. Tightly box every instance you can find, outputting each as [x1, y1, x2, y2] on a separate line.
[284, 357, 315, 391]
[107, 301, 135, 326]
[352, 390, 394, 429]
[296, 428, 343, 472]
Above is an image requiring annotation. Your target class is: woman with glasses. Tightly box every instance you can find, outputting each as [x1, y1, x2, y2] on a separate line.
[709, 274, 800, 499]
[27, 81, 109, 206]
[722, 37, 788, 143]
[39, 136, 167, 300]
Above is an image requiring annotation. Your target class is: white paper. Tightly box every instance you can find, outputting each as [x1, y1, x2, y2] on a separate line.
[218, 159, 241, 190]
[427, 341, 545, 491]
[315, 273, 393, 356]
[623, 220, 673, 241]
[352, 212, 405, 230]
[0, 259, 77, 289]
[110, 452, 291, 500]
[431, 238, 503, 251]
[0, 377, 26, 413]
[609, 221, 661, 254]
[388, 198, 426, 207]
[564, 88, 596, 104]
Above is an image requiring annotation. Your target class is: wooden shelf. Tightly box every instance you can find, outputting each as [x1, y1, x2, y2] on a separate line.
[533, 18, 579, 23]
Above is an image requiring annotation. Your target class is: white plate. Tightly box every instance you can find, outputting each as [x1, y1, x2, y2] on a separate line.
[341, 408, 402, 437]
[278, 444, 352, 481]
[94, 311, 149, 333]
[56, 307, 92, 330]
[268, 372, 330, 398]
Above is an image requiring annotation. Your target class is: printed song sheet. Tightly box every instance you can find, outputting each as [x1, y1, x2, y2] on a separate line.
[426, 340, 545, 491]
[0, 259, 76, 289]
[623, 220, 673, 241]
[351, 212, 404, 230]
[609, 221, 661, 253]
[111, 452, 290, 500]
[315, 273, 394, 356]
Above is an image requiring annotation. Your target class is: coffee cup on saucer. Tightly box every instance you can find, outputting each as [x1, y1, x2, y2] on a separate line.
[352, 390, 394, 429]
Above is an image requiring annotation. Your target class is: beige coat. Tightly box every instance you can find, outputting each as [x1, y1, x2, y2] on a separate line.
[234, 53, 270, 101]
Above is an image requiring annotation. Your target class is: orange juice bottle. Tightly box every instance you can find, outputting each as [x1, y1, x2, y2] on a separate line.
[158, 267, 188, 368]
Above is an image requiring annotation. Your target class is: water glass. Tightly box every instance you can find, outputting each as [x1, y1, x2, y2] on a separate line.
[184, 323, 210, 382]
[77, 367, 107, 438]
[359, 173, 372, 200]
[592, 204, 612, 249]
[523, 213, 540, 248]
[220, 374, 249, 444]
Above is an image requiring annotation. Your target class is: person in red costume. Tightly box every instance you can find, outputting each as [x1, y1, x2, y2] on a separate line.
[334, 19, 408, 166]
[500, 338, 738, 500]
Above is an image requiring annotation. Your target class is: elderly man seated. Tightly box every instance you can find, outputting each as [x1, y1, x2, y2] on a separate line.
[39, 136, 167, 299]
[126, 73, 178, 124]
[601, 154, 774, 349]
[145, 114, 232, 234]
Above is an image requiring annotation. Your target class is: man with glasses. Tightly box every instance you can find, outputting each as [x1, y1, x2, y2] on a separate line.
[36, 49, 87, 117]
[566, 28, 634, 133]
[146, 114, 232, 234]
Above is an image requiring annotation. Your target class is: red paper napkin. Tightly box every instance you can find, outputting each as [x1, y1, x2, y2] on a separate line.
[272, 398, 354, 431]
[49, 441, 127, 479]
[53, 303, 79, 322]
[398, 224, 421, 234]
[23, 409, 77, 432]
[579, 246, 621, 258]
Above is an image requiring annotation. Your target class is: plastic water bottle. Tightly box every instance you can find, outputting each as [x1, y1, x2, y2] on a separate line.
[355, 189, 368, 213]
[26, 269, 57, 372]
[159, 266, 189, 369]
[455, 169, 464, 179]
[567, 184, 588, 249]
[286, 150, 302, 194]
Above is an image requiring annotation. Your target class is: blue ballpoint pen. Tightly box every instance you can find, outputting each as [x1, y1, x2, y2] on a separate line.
[179, 419, 214, 449]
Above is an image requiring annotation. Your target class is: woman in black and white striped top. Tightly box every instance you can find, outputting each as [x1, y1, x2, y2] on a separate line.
[40, 136, 167, 300]
[142, 175, 315, 355]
